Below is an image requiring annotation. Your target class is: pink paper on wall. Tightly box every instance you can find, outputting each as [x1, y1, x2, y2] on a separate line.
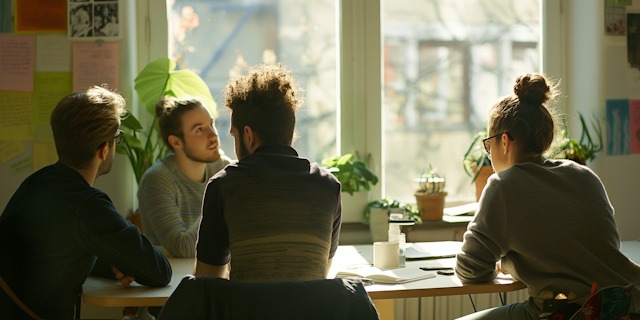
[72, 43, 119, 92]
[630, 100, 640, 154]
[0, 35, 34, 91]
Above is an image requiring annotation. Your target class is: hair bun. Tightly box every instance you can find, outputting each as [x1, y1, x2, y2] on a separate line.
[513, 73, 551, 105]
[155, 96, 173, 118]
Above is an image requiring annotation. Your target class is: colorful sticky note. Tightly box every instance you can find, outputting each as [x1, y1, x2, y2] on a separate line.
[36, 35, 71, 72]
[0, 141, 26, 163]
[33, 141, 58, 171]
[72, 43, 119, 92]
[0, 35, 34, 92]
[606, 99, 630, 156]
[14, 0, 67, 33]
[10, 155, 33, 174]
[0, 91, 34, 141]
[31, 72, 72, 137]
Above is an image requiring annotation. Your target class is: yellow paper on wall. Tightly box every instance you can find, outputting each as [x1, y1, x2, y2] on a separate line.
[31, 72, 72, 138]
[0, 91, 34, 141]
[0, 141, 26, 163]
[33, 141, 58, 171]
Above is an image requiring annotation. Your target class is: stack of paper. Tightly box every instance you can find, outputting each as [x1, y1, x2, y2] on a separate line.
[336, 267, 436, 284]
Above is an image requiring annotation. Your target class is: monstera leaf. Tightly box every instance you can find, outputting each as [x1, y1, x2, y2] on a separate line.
[134, 57, 217, 116]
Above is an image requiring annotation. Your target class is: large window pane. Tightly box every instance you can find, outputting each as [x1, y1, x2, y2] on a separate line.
[169, 0, 337, 163]
[383, 0, 540, 204]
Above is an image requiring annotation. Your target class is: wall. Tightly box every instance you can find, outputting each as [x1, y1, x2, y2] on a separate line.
[563, 0, 640, 241]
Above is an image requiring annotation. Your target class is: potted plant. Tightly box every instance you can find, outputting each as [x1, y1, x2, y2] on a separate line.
[553, 113, 603, 165]
[119, 57, 217, 227]
[414, 165, 447, 221]
[463, 128, 493, 201]
[322, 154, 378, 223]
[364, 198, 421, 242]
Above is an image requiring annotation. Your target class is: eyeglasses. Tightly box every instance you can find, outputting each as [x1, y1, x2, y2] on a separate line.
[97, 129, 124, 150]
[482, 132, 513, 154]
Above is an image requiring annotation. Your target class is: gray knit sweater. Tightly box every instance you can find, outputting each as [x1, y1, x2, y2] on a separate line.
[455, 156, 640, 313]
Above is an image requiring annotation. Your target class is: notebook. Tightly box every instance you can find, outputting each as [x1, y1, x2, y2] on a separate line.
[336, 267, 436, 284]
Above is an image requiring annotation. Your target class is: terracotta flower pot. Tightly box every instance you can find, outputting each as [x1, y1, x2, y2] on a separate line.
[472, 166, 493, 201]
[414, 192, 447, 221]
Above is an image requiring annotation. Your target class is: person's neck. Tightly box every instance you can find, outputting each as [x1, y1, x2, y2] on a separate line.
[174, 152, 208, 183]
[69, 162, 100, 187]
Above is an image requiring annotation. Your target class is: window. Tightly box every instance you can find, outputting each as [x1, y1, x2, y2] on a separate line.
[383, 0, 540, 203]
[168, 0, 337, 164]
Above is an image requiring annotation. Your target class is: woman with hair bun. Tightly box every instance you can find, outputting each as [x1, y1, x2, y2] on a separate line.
[455, 73, 640, 319]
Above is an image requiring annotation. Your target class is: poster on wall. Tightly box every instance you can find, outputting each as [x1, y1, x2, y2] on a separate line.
[606, 99, 631, 156]
[68, 0, 120, 40]
[605, 0, 627, 35]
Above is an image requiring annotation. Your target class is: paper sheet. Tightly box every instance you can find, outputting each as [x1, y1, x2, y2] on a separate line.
[72, 43, 119, 92]
[0, 35, 34, 92]
[33, 141, 58, 171]
[606, 99, 631, 156]
[14, 0, 67, 33]
[10, 156, 33, 174]
[31, 72, 72, 138]
[0, 141, 26, 163]
[0, 91, 34, 141]
[36, 35, 71, 72]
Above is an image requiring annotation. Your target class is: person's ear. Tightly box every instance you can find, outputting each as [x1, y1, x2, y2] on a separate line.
[501, 133, 511, 154]
[168, 135, 182, 150]
[98, 142, 109, 161]
[243, 125, 260, 152]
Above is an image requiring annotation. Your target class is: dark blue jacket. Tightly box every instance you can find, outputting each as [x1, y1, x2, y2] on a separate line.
[0, 162, 172, 319]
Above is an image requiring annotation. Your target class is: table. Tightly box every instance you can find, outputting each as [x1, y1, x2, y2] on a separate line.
[82, 241, 526, 307]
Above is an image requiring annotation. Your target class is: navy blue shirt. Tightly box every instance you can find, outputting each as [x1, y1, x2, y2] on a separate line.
[0, 162, 172, 319]
[197, 145, 342, 282]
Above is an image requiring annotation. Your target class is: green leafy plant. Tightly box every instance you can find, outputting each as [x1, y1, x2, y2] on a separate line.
[364, 198, 421, 222]
[553, 113, 603, 165]
[322, 154, 379, 195]
[417, 165, 446, 193]
[463, 128, 491, 183]
[117, 57, 217, 183]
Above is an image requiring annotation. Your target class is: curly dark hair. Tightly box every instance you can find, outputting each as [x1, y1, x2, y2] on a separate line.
[224, 63, 304, 145]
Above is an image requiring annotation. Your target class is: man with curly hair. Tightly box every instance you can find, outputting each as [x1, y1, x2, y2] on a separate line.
[194, 63, 342, 282]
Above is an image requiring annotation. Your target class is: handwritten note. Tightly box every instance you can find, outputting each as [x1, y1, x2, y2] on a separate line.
[0, 35, 34, 91]
[36, 35, 71, 72]
[73, 43, 119, 92]
[31, 73, 72, 137]
[630, 100, 640, 155]
[0, 141, 26, 163]
[10, 156, 33, 174]
[34, 141, 58, 171]
[0, 91, 34, 141]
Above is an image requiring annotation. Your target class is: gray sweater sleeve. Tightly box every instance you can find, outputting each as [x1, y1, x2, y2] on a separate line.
[455, 175, 508, 283]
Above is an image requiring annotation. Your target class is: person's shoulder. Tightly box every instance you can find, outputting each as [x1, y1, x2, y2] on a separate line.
[309, 162, 341, 185]
[205, 155, 234, 172]
[140, 155, 177, 182]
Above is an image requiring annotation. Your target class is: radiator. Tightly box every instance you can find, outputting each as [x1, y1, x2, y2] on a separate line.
[393, 289, 529, 320]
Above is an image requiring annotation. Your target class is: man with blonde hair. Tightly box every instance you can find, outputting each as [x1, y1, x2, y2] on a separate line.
[0, 86, 172, 319]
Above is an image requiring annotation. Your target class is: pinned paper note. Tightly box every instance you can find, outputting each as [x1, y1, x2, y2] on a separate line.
[0, 35, 35, 92]
[10, 156, 33, 174]
[72, 43, 119, 92]
[0, 142, 27, 163]
[36, 35, 71, 72]
[606, 99, 630, 156]
[0, 91, 34, 141]
[34, 141, 58, 171]
[31, 73, 72, 137]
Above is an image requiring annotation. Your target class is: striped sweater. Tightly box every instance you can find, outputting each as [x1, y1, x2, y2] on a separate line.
[138, 154, 232, 258]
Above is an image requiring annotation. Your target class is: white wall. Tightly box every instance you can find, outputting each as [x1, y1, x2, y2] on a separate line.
[563, 0, 640, 241]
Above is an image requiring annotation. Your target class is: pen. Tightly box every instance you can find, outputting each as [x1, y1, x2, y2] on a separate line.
[419, 267, 453, 271]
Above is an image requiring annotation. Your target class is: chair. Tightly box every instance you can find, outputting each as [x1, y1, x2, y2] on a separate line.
[157, 276, 380, 320]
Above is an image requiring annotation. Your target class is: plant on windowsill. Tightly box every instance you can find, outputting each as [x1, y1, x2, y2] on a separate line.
[414, 165, 447, 221]
[552, 113, 603, 166]
[463, 128, 493, 201]
[322, 154, 379, 224]
[364, 198, 421, 242]
[119, 57, 217, 229]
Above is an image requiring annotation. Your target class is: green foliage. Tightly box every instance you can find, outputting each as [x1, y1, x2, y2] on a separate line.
[322, 154, 379, 195]
[553, 113, 603, 165]
[462, 128, 491, 184]
[417, 164, 446, 193]
[364, 197, 422, 222]
[116, 57, 216, 184]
